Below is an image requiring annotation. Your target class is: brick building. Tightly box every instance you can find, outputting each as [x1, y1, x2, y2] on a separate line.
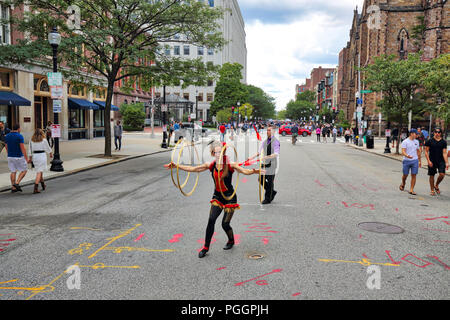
[338, 0, 449, 130]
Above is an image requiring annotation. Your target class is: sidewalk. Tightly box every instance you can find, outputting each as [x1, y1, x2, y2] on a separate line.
[347, 137, 450, 176]
[0, 132, 169, 192]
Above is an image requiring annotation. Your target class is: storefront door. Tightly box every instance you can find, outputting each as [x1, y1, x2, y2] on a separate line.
[34, 96, 49, 130]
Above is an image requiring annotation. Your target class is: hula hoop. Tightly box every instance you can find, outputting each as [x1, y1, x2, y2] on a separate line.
[176, 141, 200, 197]
[258, 153, 266, 203]
[217, 143, 240, 201]
[170, 138, 190, 189]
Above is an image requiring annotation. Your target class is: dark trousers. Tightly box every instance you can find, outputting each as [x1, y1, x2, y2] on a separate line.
[114, 136, 122, 150]
[260, 174, 275, 201]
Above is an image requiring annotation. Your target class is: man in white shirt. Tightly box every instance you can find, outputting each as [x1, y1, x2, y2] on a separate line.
[399, 129, 421, 195]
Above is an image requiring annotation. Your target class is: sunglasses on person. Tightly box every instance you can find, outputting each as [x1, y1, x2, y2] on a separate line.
[434, 130, 441, 134]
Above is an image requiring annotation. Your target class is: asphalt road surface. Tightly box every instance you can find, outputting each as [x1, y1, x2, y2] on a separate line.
[0, 134, 448, 301]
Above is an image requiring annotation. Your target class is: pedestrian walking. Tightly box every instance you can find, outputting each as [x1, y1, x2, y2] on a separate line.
[344, 128, 351, 143]
[322, 126, 327, 143]
[4, 124, 29, 193]
[424, 128, 448, 196]
[316, 126, 321, 142]
[45, 121, 54, 148]
[332, 127, 337, 143]
[219, 123, 226, 142]
[399, 129, 421, 195]
[0, 120, 11, 154]
[29, 129, 53, 194]
[114, 120, 123, 151]
[391, 127, 399, 148]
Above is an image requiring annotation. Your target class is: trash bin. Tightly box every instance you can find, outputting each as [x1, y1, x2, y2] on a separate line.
[366, 135, 374, 149]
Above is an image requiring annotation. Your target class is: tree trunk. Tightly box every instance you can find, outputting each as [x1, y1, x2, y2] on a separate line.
[104, 80, 115, 157]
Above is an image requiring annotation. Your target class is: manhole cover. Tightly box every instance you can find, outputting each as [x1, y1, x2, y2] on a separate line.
[247, 253, 265, 260]
[358, 222, 404, 234]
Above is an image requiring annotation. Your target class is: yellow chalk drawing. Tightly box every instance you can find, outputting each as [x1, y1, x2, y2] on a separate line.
[88, 224, 142, 259]
[68, 243, 93, 255]
[70, 227, 102, 231]
[78, 263, 140, 270]
[0, 285, 54, 292]
[0, 279, 18, 285]
[318, 258, 400, 267]
[103, 247, 174, 254]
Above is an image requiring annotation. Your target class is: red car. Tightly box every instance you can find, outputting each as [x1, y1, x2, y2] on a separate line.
[279, 125, 311, 137]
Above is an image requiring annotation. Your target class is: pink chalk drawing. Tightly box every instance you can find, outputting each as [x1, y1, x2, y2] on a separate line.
[168, 233, 184, 243]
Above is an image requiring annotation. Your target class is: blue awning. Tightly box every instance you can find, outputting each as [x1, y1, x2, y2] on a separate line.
[68, 98, 99, 110]
[93, 100, 119, 111]
[0, 91, 31, 106]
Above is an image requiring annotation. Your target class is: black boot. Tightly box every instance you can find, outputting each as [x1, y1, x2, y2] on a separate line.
[223, 242, 234, 250]
[40, 178, 46, 191]
[198, 247, 208, 258]
[33, 184, 40, 194]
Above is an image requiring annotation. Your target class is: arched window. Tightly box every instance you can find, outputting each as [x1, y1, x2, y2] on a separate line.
[398, 28, 409, 59]
[34, 77, 51, 97]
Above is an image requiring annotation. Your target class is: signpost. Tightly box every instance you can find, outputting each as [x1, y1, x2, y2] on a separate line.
[53, 100, 62, 113]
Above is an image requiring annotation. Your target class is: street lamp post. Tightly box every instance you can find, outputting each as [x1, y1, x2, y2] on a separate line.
[237, 101, 240, 134]
[161, 85, 168, 148]
[48, 27, 64, 172]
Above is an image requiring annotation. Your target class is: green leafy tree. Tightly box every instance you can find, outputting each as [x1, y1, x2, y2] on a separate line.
[216, 108, 232, 123]
[296, 90, 316, 104]
[1, 0, 225, 156]
[238, 103, 254, 119]
[420, 54, 450, 130]
[245, 84, 276, 119]
[276, 109, 288, 120]
[121, 102, 145, 131]
[210, 63, 248, 116]
[362, 53, 427, 153]
[286, 99, 314, 120]
[319, 108, 333, 123]
[336, 110, 350, 128]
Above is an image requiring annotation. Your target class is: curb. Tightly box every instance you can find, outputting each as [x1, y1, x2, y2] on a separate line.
[0, 148, 173, 193]
[347, 144, 450, 176]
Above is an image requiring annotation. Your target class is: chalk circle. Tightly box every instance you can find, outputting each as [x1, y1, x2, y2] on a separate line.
[255, 280, 268, 286]
[358, 222, 404, 234]
[218, 143, 240, 201]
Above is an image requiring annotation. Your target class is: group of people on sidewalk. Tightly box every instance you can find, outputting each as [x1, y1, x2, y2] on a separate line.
[1, 123, 52, 194]
[315, 124, 339, 143]
[400, 128, 448, 196]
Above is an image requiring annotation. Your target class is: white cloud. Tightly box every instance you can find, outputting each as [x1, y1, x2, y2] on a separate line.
[242, 0, 365, 111]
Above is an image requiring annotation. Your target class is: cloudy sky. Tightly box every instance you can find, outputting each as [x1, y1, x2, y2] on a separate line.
[239, 0, 365, 111]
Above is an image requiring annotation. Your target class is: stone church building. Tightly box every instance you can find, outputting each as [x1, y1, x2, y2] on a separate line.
[338, 0, 449, 129]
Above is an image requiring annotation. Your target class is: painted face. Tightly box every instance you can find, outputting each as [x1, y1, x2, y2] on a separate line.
[213, 146, 222, 162]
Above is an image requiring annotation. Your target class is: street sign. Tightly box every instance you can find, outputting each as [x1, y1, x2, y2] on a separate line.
[50, 86, 63, 99]
[190, 113, 196, 119]
[357, 98, 363, 105]
[51, 124, 61, 138]
[161, 104, 168, 112]
[385, 129, 391, 137]
[378, 113, 382, 123]
[355, 92, 360, 98]
[361, 90, 372, 94]
[47, 72, 62, 86]
[356, 106, 363, 113]
[52, 100, 62, 113]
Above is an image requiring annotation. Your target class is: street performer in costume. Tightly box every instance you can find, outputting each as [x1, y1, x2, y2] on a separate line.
[165, 141, 264, 258]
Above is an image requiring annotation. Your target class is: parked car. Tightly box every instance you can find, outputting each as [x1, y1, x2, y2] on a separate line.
[279, 125, 311, 137]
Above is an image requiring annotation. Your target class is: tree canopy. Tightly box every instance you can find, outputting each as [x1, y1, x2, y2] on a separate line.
[1, 0, 225, 155]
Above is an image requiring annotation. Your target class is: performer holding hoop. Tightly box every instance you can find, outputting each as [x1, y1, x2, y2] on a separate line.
[165, 141, 264, 258]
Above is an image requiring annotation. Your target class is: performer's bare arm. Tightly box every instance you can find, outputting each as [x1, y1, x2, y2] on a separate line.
[230, 163, 264, 175]
[164, 162, 210, 172]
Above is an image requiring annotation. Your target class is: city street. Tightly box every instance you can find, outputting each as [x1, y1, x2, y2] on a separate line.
[0, 134, 448, 301]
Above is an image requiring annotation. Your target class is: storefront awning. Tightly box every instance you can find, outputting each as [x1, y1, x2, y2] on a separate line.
[68, 98, 99, 110]
[0, 91, 31, 106]
[93, 100, 119, 111]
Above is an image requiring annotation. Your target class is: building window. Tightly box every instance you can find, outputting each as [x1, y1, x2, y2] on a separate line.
[94, 88, 107, 101]
[165, 47, 171, 56]
[183, 93, 189, 101]
[69, 109, 86, 128]
[68, 84, 87, 98]
[197, 46, 204, 56]
[0, 70, 13, 90]
[198, 92, 203, 102]
[207, 48, 214, 56]
[207, 79, 214, 86]
[183, 45, 190, 55]
[34, 77, 51, 96]
[0, 5, 10, 45]
[207, 93, 213, 102]
[174, 46, 180, 55]
[94, 110, 104, 127]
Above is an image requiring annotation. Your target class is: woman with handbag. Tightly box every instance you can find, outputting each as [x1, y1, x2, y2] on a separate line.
[29, 129, 53, 194]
